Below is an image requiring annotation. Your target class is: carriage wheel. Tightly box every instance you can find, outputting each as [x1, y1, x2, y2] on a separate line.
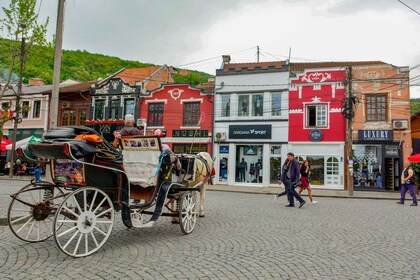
[178, 191, 197, 235]
[53, 187, 114, 257]
[8, 183, 65, 243]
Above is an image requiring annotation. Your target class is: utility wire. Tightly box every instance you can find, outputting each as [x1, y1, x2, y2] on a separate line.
[396, 0, 420, 16]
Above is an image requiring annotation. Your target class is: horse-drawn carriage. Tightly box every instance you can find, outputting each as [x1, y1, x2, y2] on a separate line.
[7, 126, 213, 257]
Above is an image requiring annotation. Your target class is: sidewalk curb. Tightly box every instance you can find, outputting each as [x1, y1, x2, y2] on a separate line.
[206, 187, 400, 200]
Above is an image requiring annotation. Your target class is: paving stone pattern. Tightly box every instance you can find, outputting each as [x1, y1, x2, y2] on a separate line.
[0, 190, 418, 279]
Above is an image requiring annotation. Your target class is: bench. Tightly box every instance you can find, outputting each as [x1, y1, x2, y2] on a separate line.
[120, 136, 162, 189]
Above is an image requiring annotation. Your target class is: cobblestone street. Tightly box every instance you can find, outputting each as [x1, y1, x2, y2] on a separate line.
[0, 189, 418, 279]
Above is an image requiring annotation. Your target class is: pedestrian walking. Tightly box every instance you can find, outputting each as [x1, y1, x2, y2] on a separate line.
[298, 160, 318, 204]
[33, 164, 43, 182]
[396, 161, 417, 206]
[276, 152, 306, 208]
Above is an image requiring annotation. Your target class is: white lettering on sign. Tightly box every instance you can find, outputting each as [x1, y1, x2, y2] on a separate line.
[233, 129, 266, 135]
[362, 130, 390, 140]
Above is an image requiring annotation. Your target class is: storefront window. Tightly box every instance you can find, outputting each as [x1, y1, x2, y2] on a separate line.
[270, 145, 281, 184]
[353, 145, 382, 188]
[235, 145, 263, 183]
[307, 156, 324, 185]
[173, 144, 207, 154]
[219, 145, 229, 182]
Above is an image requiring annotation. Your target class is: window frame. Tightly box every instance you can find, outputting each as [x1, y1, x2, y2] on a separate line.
[305, 103, 328, 128]
[221, 95, 230, 117]
[183, 102, 200, 127]
[61, 109, 76, 126]
[32, 100, 41, 118]
[365, 94, 387, 122]
[94, 99, 106, 120]
[147, 103, 164, 127]
[21, 101, 30, 119]
[271, 93, 282, 116]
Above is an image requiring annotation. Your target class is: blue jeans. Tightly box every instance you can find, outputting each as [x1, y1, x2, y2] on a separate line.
[285, 179, 305, 205]
[400, 184, 418, 204]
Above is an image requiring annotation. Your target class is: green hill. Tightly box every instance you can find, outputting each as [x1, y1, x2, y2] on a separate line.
[0, 37, 210, 85]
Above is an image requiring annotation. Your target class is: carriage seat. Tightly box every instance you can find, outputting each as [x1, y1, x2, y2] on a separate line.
[122, 150, 161, 188]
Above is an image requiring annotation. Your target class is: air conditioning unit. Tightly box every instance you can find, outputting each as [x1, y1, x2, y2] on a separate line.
[215, 132, 226, 141]
[137, 118, 147, 127]
[392, 119, 408, 130]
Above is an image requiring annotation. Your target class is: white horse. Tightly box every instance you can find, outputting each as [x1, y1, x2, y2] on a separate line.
[189, 152, 213, 217]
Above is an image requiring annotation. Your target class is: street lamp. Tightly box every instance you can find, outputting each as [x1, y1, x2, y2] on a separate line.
[9, 23, 26, 178]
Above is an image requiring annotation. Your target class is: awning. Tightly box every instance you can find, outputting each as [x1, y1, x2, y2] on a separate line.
[5, 136, 42, 150]
[408, 153, 420, 162]
[0, 137, 12, 156]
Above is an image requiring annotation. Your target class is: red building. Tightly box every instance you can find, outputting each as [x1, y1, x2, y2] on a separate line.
[288, 66, 347, 189]
[139, 83, 214, 154]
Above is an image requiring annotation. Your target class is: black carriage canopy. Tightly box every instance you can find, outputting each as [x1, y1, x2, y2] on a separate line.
[28, 126, 122, 161]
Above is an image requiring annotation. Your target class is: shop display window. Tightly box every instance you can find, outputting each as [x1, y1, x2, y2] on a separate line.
[306, 156, 324, 185]
[352, 145, 382, 188]
[270, 145, 281, 184]
[235, 145, 263, 183]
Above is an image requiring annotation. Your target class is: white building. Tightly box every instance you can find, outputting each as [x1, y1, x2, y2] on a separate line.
[213, 58, 290, 187]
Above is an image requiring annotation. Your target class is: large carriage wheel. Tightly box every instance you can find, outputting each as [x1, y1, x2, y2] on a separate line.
[178, 191, 197, 235]
[8, 183, 65, 243]
[53, 187, 114, 257]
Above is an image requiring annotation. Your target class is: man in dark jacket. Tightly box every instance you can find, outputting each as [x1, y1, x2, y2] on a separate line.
[278, 152, 306, 208]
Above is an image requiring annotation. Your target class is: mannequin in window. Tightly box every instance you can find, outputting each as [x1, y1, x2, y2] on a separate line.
[249, 162, 255, 182]
[225, 101, 230, 116]
[255, 159, 262, 183]
[239, 158, 248, 182]
[241, 101, 248, 116]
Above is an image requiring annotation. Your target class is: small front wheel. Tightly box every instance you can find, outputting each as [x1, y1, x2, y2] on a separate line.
[178, 191, 197, 235]
[53, 187, 114, 257]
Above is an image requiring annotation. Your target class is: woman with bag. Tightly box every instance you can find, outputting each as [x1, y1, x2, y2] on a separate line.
[298, 160, 318, 204]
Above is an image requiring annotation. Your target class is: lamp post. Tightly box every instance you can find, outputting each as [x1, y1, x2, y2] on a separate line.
[9, 24, 25, 178]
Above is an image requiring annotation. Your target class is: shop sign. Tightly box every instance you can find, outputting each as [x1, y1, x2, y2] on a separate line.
[229, 125, 272, 139]
[219, 146, 229, 154]
[172, 130, 208, 138]
[385, 145, 398, 156]
[358, 130, 393, 141]
[309, 129, 323, 142]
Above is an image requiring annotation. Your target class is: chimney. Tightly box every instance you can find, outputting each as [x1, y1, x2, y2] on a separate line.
[220, 55, 231, 69]
[28, 78, 46, 86]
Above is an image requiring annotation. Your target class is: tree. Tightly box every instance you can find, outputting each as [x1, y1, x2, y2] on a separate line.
[0, 0, 49, 175]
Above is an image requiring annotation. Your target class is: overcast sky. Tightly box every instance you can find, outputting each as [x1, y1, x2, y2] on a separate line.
[1, 0, 420, 97]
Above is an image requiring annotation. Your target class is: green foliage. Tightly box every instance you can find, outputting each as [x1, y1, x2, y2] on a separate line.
[410, 99, 420, 115]
[172, 71, 211, 85]
[410, 163, 420, 186]
[0, 37, 212, 85]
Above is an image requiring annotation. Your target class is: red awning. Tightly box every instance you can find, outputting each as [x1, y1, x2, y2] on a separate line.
[408, 153, 420, 162]
[1, 137, 12, 150]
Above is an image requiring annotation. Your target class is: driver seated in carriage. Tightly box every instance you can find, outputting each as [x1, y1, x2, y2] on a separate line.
[112, 114, 141, 148]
